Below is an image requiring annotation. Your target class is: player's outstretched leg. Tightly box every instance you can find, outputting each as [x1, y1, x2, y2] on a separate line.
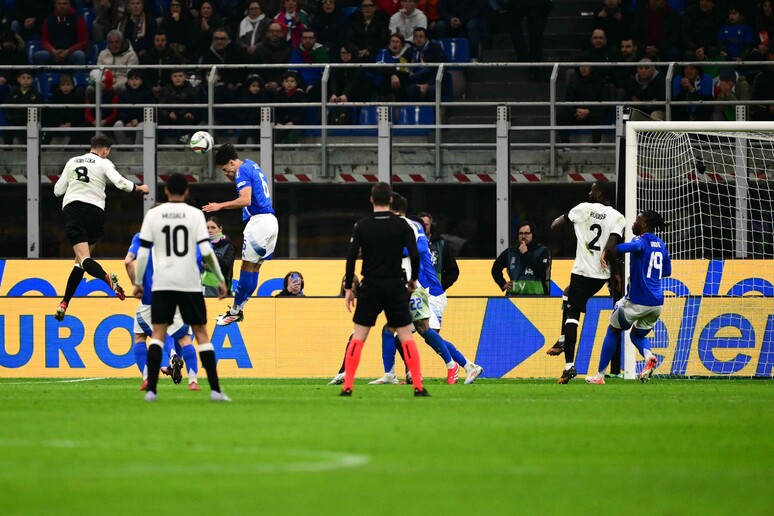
[216, 269, 259, 326]
[547, 294, 569, 355]
[442, 341, 484, 384]
[631, 328, 658, 382]
[586, 326, 620, 385]
[55, 264, 85, 321]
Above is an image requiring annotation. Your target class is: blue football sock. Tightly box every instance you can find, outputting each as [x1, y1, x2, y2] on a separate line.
[233, 271, 258, 308]
[381, 329, 397, 373]
[161, 336, 175, 368]
[630, 331, 649, 357]
[133, 342, 147, 374]
[181, 343, 198, 375]
[597, 327, 620, 374]
[421, 329, 453, 363]
[444, 340, 467, 366]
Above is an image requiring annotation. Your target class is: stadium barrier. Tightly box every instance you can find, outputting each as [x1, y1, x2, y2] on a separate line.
[0, 259, 772, 378]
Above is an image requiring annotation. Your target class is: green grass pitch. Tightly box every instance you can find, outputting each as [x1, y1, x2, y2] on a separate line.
[0, 378, 771, 515]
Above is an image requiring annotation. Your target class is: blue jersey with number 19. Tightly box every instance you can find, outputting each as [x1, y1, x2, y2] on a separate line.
[617, 232, 672, 307]
[235, 159, 275, 221]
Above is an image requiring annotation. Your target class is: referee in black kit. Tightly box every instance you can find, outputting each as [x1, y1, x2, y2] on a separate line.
[341, 182, 429, 397]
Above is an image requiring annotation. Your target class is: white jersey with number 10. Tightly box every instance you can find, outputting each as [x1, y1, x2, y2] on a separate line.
[568, 202, 626, 279]
[139, 202, 210, 292]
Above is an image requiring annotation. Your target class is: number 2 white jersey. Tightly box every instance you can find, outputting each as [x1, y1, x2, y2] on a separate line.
[54, 152, 136, 209]
[139, 202, 210, 292]
[568, 202, 625, 279]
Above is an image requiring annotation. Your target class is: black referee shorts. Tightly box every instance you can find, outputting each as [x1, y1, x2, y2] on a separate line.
[566, 273, 609, 318]
[151, 290, 207, 327]
[353, 277, 412, 328]
[63, 201, 106, 246]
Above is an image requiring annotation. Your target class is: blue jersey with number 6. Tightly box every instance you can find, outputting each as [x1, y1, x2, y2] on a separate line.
[617, 232, 671, 307]
[235, 159, 275, 221]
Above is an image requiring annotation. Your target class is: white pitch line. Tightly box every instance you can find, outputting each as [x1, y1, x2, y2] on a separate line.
[0, 377, 106, 385]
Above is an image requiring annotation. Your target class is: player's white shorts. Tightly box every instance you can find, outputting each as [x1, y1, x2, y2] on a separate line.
[428, 292, 448, 331]
[242, 213, 278, 263]
[409, 288, 446, 330]
[133, 303, 191, 339]
[609, 298, 663, 331]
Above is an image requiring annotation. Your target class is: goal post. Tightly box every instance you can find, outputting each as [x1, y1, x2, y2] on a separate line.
[623, 121, 774, 379]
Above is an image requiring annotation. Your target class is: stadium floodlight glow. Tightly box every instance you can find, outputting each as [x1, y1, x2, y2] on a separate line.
[624, 121, 774, 379]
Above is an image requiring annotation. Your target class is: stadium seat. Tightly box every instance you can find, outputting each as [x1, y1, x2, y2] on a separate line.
[25, 40, 41, 65]
[358, 106, 377, 125]
[4, 0, 15, 11]
[394, 106, 434, 136]
[0, 107, 6, 126]
[80, 7, 96, 39]
[73, 71, 89, 88]
[35, 72, 61, 102]
[341, 7, 360, 18]
[88, 40, 107, 65]
[440, 38, 471, 64]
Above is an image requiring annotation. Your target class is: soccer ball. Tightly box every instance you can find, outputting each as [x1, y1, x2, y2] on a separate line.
[189, 131, 214, 154]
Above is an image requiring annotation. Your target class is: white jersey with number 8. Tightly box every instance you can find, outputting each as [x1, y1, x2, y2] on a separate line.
[567, 202, 626, 279]
[54, 152, 136, 209]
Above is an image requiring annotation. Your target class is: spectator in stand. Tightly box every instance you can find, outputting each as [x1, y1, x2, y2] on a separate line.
[592, 0, 630, 49]
[97, 30, 140, 94]
[203, 216, 236, 297]
[201, 27, 248, 90]
[717, 5, 755, 62]
[254, 22, 292, 93]
[43, 73, 85, 145]
[389, 0, 427, 43]
[558, 64, 611, 145]
[611, 37, 640, 100]
[378, 0, 402, 16]
[752, 50, 774, 120]
[4, 70, 40, 145]
[714, 67, 751, 120]
[0, 30, 25, 103]
[114, 69, 155, 145]
[625, 57, 666, 119]
[140, 30, 185, 99]
[346, 0, 391, 62]
[237, 74, 271, 144]
[693, 44, 724, 78]
[189, 0, 224, 62]
[374, 32, 412, 100]
[116, 0, 159, 58]
[238, 0, 272, 57]
[158, 68, 201, 142]
[436, 0, 487, 61]
[92, 0, 129, 43]
[275, 70, 307, 144]
[406, 26, 445, 101]
[630, 0, 682, 61]
[311, 0, 348, 53]
[573, 28, 617, 84]
[197, 68, 236, 137]
[416, 0, 441, 38]
[275, 0, 310, 48]
[275, 271, 305, 297]
[33, 0, 88, 66]
[672, 64, 714, 121]
[9, 0, 50, 41]
[682, 0, 725, 60]
[508, 0, 553, 82]
[328, 43, 371, 124]
[84, 69, 119, 130]
[290, 27, 330, 100]
[160, 0, 194, 58]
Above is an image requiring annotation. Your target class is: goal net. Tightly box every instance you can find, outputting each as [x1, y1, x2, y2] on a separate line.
[624, 121, 774, 379]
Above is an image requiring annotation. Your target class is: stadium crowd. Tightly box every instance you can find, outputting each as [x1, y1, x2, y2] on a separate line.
[1, 0, 774, 138]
